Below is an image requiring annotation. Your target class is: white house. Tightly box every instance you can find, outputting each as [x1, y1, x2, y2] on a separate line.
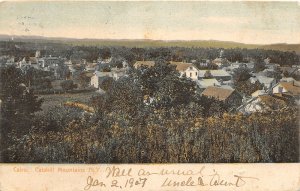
[170, 61, 199, 81]
[90, 71, 113, 89]
[90, 68, 128, 89]
[133, 61, 200, 81]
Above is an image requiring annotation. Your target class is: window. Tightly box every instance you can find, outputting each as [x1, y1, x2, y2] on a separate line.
[196, 72, 198, 76]
[189, 67, 193, 70]
[190, 72, 192, 77]
[278, 86, 283, 93]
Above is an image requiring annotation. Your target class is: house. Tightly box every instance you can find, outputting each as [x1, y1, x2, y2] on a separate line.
[90, 71, 113, 89]
[85, 62, 98, 72]
[272, 81, 300, 98]
[134, 61, 200, 81]
[111, 67, 128, 80]
[251, 90, 267, 98]
[169, 61, 199, 81]
[279, 67, 297, 76]
[198, 70, 231, 81]
[238, 94, 291, 114]
[212, 58, 230, 68]
[292, 65, 300, 69]
[98, 57, 112, 65]
[133, 61, 155, 68]
[264, 57, 271, 64]
[196, 78, 220, 89]
[265, 63, 280, 70]
[29, 57, 39, 69]
[197, 59, 211, 67]
[201, 86, 243, 108]
[280, 77, 297, 82]
[250, 76, 276, 90]
[90, 68, 128, 89]
[244, 62, 255, 70]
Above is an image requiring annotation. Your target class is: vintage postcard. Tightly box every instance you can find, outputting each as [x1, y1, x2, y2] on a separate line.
[0, 1, 299, 190]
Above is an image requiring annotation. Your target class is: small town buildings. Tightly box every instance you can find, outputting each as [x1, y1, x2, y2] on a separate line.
[212, 57, 230, 68]
[90, 71, 113, 89]
[279, 66, 297, 76]
[265, 63, 280, 70]
[238, 94, 291, 114]
[133, 61, 155, 68]
[111, 67, 127, 80]
[198, 70, 231, 81]
[280, 77, 296, 82]
[85, 62, 98, 72]
[29, 57, 39, 69]
[251, 90, 267, 98]
[201, 86, 243, 107]
[250, 76, 276, 90]
[90, 68, 128, 89]
[196, 78, 220, 89]
[134, 61, 200, 81]
[98, 57, 112, 65]
[169, 61, 199, 81]
[272, 81, 300, 98]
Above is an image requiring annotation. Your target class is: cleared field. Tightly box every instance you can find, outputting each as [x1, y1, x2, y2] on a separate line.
[37, 91, 99, 114]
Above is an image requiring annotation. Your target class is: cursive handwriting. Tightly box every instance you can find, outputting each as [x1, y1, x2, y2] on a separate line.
[83, 167, 259, 190]
[209, 170, 259, 187]
[84, 176, 106, 190]
[138, 166, 205, 177]
[161, 176, 207, 187]
[106, 166, 132, 178]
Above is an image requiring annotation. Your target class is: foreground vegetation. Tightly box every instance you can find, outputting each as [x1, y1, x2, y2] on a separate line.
[0, 63, 299, 163]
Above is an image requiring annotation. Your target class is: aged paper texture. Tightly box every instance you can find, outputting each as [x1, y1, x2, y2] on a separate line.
[0, 1, 299, 190]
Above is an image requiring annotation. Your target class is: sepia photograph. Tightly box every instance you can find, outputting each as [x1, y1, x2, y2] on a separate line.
[0, 1, 299, 165]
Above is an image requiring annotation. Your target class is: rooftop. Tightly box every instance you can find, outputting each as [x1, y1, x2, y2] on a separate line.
[196, 78, 220, 88]
[278, 81, 300, 96]
[134, 61, 155, 68]
[169, 61, 194, 72]
[201, 86, 235, 101]
[198, 70, 231, 77]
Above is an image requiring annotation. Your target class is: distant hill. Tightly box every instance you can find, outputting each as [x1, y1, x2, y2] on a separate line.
[0, 34, 299, 54]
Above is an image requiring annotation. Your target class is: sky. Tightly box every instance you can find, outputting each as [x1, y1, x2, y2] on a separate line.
[0, 1, 300, 44]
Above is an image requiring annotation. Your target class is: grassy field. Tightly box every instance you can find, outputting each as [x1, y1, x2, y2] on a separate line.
[37, 91, 99, 114]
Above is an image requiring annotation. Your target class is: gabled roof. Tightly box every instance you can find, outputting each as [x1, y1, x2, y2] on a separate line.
[278, 81, 300, 96]
[196, 78, 220, 88]
[251, 90, 267, 97]
[250, 76, 275, 85]
[94, 71, 113, 78]
[201, 86, 236, 101]
[134, 61, 155, 68]
[258, 94, 290, 108]
[169, 61, 195, 72]
[83, 72, 94, 78]
[279, 67, 297, 74]
[29, 57, 38, 64]
[198, 70, 231, 77]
